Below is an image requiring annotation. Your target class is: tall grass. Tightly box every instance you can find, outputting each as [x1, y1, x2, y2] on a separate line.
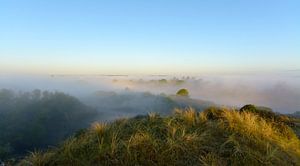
[19, 107, 300, 166]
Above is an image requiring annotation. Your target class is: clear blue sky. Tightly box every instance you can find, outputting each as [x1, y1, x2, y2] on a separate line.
[0, 0, 299, 74]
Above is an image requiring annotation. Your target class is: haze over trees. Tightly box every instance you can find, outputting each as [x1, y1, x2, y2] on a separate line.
[0, 89, 98, 159]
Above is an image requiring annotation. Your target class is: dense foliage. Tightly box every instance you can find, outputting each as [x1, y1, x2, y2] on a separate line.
[0, 89, 98, 160]
[20, 107, 300, 166]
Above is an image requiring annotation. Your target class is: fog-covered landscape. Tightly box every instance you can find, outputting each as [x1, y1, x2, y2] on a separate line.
[1, 72, 299, 114]
[1, 73, 300, 164]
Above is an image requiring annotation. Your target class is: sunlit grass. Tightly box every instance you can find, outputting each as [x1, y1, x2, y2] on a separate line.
[174, 107, 197, 125]
[91, 122, 107, 136]
[20, 107, 300, 166]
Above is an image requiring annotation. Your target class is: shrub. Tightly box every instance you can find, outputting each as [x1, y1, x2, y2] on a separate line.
[239, 104, 295, 127]
[176, 89, 189, 97]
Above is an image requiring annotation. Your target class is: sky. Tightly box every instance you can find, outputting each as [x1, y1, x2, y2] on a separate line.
[0, 0, 299, 75]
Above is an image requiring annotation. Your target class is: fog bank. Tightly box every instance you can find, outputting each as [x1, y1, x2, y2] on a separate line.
[0, 72, 299, 113]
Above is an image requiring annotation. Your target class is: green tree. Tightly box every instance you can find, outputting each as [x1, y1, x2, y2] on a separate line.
[176, 88, 189, 97]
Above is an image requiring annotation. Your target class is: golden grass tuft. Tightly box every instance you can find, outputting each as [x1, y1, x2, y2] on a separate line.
[174, 107, 197, 125]
[222, 110, 300, 156]
[148, 112, 159, 121]
[18, 150, 54, 166]
[91, 122, 107, 136]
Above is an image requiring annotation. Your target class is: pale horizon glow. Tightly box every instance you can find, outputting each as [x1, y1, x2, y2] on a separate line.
[0, 0, 299, 75]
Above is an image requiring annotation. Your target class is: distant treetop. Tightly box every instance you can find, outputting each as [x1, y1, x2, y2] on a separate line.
[176, 88, 189, 97]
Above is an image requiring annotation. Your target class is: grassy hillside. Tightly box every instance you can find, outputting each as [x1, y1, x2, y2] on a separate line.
[20, 106, 300, 166]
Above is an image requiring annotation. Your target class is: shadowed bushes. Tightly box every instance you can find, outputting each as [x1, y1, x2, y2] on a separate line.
[0, 89, 98, 160]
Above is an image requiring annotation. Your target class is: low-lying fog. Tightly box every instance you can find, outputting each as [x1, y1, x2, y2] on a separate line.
[1, 72, 299, 114]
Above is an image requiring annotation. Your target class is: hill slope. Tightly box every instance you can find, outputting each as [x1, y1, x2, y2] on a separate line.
[20, 107, 300, 166]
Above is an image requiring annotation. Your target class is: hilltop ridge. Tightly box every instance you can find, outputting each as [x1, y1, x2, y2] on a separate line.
[20, 106, 300, 166]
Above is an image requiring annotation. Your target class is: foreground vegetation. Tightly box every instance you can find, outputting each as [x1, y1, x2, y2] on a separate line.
[20, 106, 300, 166]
